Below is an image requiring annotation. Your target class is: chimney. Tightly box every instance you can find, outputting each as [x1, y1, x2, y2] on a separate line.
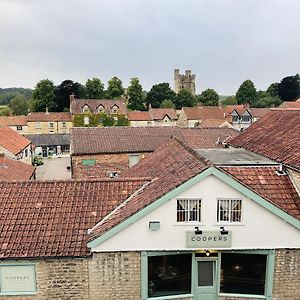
[0, 153, 6, 168]
[45, 107, 49, 115]
[244, 103, 250, 109]
[70, 93, 75, 114]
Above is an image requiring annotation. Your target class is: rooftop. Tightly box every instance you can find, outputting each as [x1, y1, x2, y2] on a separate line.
[25, 134, 70, 147]
[0, 115, 27, 126]
[27, 112, 72, 122]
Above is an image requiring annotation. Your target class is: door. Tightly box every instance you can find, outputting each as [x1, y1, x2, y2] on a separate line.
[195, 259, 217, 300]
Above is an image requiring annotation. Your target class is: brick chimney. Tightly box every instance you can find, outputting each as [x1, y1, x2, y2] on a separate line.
[0, 153, 6, 168]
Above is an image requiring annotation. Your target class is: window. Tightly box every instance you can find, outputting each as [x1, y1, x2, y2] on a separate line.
[84, 116, 90, 125]
[129, 154, 140, 168]
[177, 199, 201, 222]
[82, 105, 91, 113]
[62, 122, 67, 128]
[24, 149, 28, 157]
[241, 116, 251, 123]
[220, 253, 267, 295]
[148, 253, 192, 298]
[111, 106, 118, 114]
[16, 126, 23, 131]
[97, 105, 105, 113]
[0, 265, 36, 295]
[232, 116, 239, 123]
[217, 199, 242, 223]
[35, 122, 41, 129]
[49, 122, 54, 128]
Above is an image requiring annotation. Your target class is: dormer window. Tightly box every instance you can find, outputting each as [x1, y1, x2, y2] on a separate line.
[111, 105, 118, 114]
[97, 105, 105, 114]
[82, 105, 91, 114]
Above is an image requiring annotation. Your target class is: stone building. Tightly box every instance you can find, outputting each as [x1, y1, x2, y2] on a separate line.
[0, 138, 299, 300]
[174, 69, 196, 95]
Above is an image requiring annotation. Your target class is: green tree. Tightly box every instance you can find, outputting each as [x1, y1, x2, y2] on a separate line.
[174, 89, 196, 109]
[0, 105, 11, 116]
[197, 89, 219, 106]
[106, 77, 124, 99]
[278, 74, 300, 101]
[160, 99, 175, 109]
[222, 96, 237, 105]
[31, 79, 56, 111]
[252, 96, 282, 108]
[146, 83, 176, 108]
[8, 95, 29, 115]
[127, 78, 145, 110]
[236, 80, 257, 105]
[266, 82, 279, 98]
[85, 78, 105, 99]
[55, 80, 85, 111]
[116, 115, 129, 126]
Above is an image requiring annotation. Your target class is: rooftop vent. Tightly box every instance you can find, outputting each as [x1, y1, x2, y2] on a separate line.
[276, 164, 287, 176]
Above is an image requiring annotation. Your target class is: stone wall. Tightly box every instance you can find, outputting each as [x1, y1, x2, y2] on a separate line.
[272, 249, 300, 300]
[0, 258, 89, 300]
[71, 152, 149, 179]
[88, 252, 141, 300]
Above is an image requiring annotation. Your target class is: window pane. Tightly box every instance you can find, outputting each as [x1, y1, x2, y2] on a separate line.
[198, 261, 214, 286]
[220, 253, 267, 295]
[177, 199, 201, 222]
[148, 254, 192, 297]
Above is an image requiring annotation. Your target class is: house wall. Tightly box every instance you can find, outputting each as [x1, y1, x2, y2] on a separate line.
[0, 144, 32, 165]
[130, 120, 153, 127]
[288, 168, 300, 192]
[27, 121, 72, 135]
[71, 152, 150, 179]
[177, 110, 188, 127]
[8, 125, 29, 134]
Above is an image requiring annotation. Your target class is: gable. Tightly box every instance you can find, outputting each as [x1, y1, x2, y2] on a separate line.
[88, 167, 300, 251]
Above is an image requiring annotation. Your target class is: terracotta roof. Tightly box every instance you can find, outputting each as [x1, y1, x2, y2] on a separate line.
[150, 108, 178, 120]
[221, 166, 300, 220]
[229, 109, 300, 170]
[279, 101, 300, 109]
[0, 126, 31, 155]
[70, 98, 127, 115]
[200, 119, 233, 128]
[128, 111, 152, 121]
[89, 138, 210, 240]
[0, 115, 27, 126]
[0, 179, 148, 258]
[183, 106, 226, 121]
[249, 108, 269, 118]
[27, 112, 72, 122]
[70, 127, 240, 155]
[0, 155, 35, 181]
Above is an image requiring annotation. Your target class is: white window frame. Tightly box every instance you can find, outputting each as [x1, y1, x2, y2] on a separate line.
[177, 199, 201, 223]
[61, 122, 67, 128]
[16, 126, 23, 131]
[35, 122, 41, 129]
[217, 199, 242, 223]
[48, 122, 54, 128]
[129, 154, 140, 168]
[84, 116, 90, 125]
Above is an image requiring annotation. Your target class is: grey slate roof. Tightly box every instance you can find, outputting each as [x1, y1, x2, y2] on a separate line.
[25, 134, 70, 147]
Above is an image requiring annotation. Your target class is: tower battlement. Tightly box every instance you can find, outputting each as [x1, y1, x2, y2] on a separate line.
[174, 69, 196, 95]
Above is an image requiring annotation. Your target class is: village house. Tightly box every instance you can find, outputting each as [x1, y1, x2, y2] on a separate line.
[0, 153, 36, 180]
[0, 138, 299, 300]
[27, 109, 72, 134]
[279, 98, 300, 109]
[128, 107, 178, 127]
[70, 94, 128, 126]
[0, 115, 28, 134]
[70, 126, 239, 179]
[0, 126, 32, 164]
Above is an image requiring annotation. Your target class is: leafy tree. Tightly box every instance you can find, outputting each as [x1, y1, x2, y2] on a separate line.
[127, 78, 145, 110]
[252, 96, 282, 108]
[197, 89, 219, 106]
[106, 77, 124, 99]
[0, 105, 11, 116]
[278, 74, 300, 101]
[266, 82, 279, 98]
[8, 95, 28, 115]
[146, 83, 176, 108]
[256, 90, 268, 99]
[222, 96, 237, 105]
[55, 80, 85, 112]
[116, 115, 129, 126]
[0, 88, 32, 105]
[236, 80, 257, 105]
[100, 113, 115, 126]
[85, 78, 105, 99]
[160, 99, 175, 109]
[174, 89, 196, 109]
[31, 79, 56, 111]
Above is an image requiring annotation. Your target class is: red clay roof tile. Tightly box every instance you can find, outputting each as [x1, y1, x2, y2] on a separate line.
[0, 116, 27, 126]
[27, 112, 72, 122]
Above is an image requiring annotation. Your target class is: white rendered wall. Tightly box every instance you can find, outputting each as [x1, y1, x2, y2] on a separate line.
[92, 175, 300, 252]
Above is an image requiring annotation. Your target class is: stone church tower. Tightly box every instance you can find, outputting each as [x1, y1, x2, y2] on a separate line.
[174, 69, 196, 95]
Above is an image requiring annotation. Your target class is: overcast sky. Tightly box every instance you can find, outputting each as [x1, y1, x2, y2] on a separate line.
[0, 0, 299, 94]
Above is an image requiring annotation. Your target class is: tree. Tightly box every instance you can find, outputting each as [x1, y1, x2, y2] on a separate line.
[160, 99, 175, 109]
[85, 78, 105, 99]
[116, 115, 129, 126]
[0, 105, 11, 116]
[55, 80, 85, 112]
[236, 80, 257, 105]
[252, 96, 282, 108]
[8, 95, 29, 115]
[266, 82, 279, 98]
[31, 79, 56, 111]
[222, 96, 237, 105]
[278, 74, 300, 101]
[106, 77, 124, 99]
[146, 83, 176, 108]
[127, 78, 145, 110]
[197, 89, 219, 106]
[174, 89, 196, 109]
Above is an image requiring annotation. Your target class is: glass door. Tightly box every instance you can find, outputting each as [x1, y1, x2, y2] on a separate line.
[195, 259, 217, 300]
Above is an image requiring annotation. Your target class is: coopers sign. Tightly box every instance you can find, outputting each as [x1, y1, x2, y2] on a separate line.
[186, 231, 232, 248]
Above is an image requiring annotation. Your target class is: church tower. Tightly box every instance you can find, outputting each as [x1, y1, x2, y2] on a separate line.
[174, 69, 196, 95]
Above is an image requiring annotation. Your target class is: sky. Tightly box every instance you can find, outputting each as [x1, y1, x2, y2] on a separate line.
[0, 0, 299, 95]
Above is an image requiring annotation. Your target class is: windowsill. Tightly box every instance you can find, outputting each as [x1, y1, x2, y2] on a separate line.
[174, 223, 204, 226]
[148, 293, 193, 300]
[214, 223, 245, 226]
[219, 293, 265, 299]
[0, 291, 37, 296]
